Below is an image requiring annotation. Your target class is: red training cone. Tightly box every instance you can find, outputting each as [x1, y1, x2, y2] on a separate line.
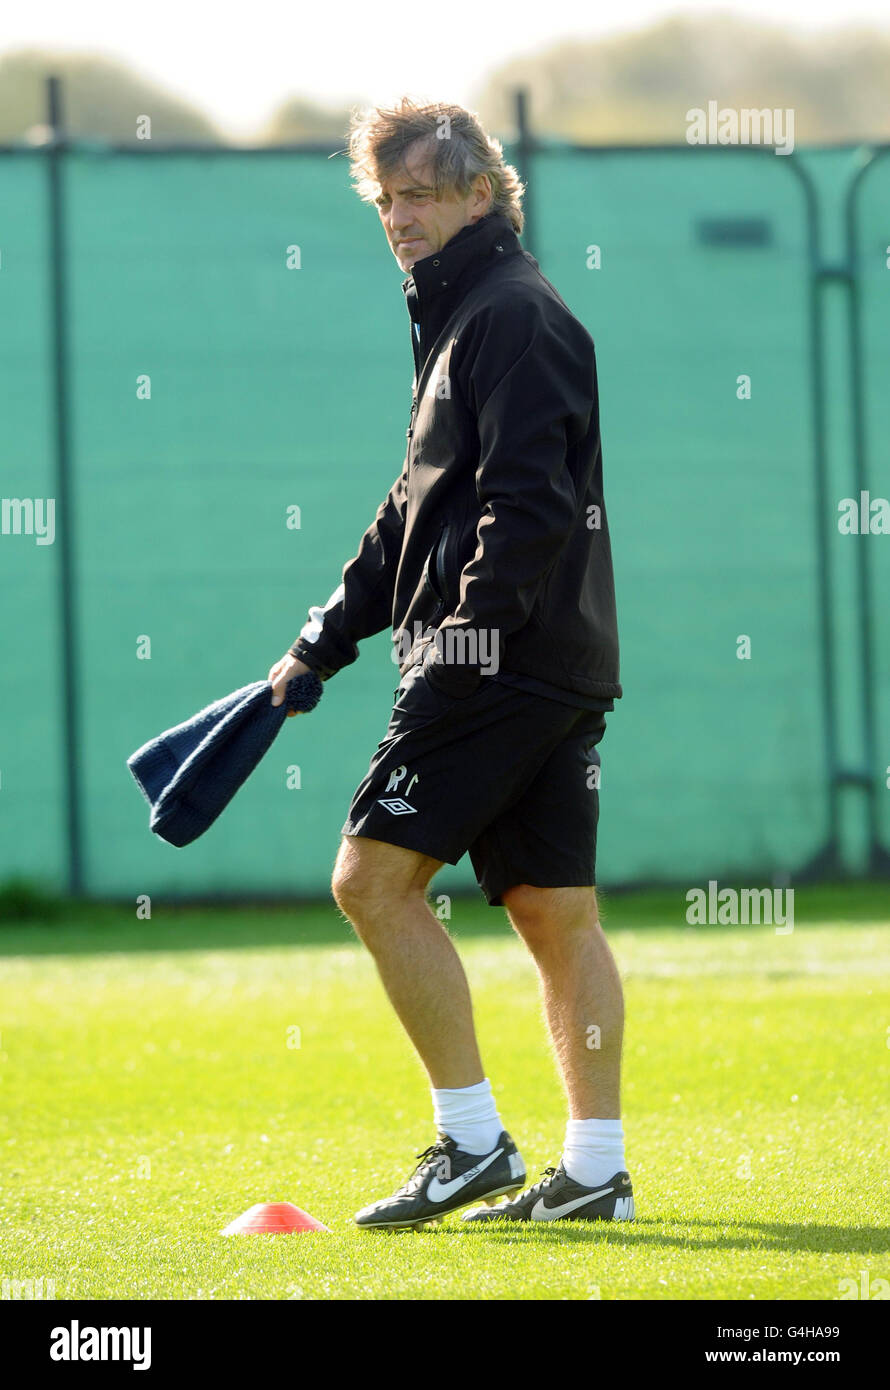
[222, 1201, 330, 1235]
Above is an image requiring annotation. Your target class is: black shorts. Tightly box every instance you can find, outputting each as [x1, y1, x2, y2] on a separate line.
[341, 665, 607, 906]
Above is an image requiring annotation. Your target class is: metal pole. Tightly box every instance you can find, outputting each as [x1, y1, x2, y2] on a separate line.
[768, 154, 844, 876]
[46, 74, 83, 895]
[803, 176, 843, 866]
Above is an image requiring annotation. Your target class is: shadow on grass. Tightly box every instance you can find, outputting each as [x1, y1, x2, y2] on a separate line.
[0, 897, 526, 957]
[429, 1219, 890, 1256]
[0, 903, 356, 957]
[0, 881, 887, 957]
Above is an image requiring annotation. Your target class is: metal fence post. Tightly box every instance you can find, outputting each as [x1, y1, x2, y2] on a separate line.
[46, 74, 83, 895]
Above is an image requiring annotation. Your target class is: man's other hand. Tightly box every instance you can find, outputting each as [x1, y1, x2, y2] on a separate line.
[268, 652, 313, 716]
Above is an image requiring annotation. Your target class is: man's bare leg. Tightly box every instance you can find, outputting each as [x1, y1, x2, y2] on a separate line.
[331, 834, 484, 1089]
[502, 883, 623, 1118]
[460, 883, 631, 1223]
[339, 836, 528, 1226]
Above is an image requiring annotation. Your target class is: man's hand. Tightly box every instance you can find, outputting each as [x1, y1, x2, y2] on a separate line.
[268, 652, 313, 716]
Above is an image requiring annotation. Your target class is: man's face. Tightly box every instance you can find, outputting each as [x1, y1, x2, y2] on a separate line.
[376, 142, 492, 273]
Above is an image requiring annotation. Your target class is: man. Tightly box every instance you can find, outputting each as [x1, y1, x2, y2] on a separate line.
[268, 99, 632, 1229]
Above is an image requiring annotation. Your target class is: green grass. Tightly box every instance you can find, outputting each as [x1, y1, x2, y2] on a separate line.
[0, 886, 888, 1300]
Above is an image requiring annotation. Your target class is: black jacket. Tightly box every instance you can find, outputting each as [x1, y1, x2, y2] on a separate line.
[291, 210, 621, 702]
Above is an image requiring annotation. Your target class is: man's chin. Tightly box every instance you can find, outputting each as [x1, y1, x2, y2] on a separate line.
[395, 240, 429, 271]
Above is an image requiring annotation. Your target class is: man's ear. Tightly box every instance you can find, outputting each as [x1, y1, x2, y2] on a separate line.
[469, 176, 492, 222]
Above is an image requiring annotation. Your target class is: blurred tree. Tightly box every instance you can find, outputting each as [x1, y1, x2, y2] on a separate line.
[0, 48, 224, 143]
[259, 97, 354, 144]
[0, 48, 354, 147]
[3, 16, 887, 149]
[474, 15, 890, 144]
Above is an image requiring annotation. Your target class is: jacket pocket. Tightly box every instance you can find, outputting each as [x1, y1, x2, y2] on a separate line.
[390, 664, 455, 737]
[418, 543, 446, 625]
[432, 523, 453, 606]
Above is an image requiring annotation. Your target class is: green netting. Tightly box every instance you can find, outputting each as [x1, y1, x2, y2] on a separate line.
[535, 149, 824, 881]
[65, 149, 414, 896]
[0, 145, 885, 897]
[0, 156, 68, 886]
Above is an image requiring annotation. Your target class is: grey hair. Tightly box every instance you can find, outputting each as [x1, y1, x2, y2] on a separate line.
[346, 97, 525, 234]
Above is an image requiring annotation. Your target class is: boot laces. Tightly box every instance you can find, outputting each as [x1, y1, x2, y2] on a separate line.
[487, 1164, 558, 1211]
[400, 1138, 452, 1194]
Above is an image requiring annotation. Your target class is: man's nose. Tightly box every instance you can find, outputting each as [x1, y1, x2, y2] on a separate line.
[389, 202, 412, 235]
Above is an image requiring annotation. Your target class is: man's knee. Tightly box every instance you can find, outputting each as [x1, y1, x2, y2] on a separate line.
[331, 836, 440, 922]
[503, 883, 599, 946]
[331, 840, 387, 919]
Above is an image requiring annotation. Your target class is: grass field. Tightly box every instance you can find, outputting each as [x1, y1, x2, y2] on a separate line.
[1, 885, 888, 1301]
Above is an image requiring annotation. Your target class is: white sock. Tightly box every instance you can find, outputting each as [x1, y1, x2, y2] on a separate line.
[431, 1078, 503, 1155]
[562, 1118, 626, 1187]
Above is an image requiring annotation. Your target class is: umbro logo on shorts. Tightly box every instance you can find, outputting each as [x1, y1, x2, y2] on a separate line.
[378, 798, 418, 815]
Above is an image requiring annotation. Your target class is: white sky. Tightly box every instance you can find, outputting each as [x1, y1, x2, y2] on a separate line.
[3, 0, 888, 139]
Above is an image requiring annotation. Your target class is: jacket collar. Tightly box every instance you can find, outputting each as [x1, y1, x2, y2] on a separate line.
[402, 211, 520, 327]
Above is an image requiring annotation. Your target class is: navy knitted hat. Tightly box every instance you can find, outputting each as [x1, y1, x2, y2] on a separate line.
[126, 670, 323, 847]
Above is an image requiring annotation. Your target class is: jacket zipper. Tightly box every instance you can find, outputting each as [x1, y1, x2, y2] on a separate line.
[406, 395, 418, 440]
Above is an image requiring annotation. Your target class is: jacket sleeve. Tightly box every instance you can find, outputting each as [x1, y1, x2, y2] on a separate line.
[423, 301, 593, 696]
[290, 461, 408, 679]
